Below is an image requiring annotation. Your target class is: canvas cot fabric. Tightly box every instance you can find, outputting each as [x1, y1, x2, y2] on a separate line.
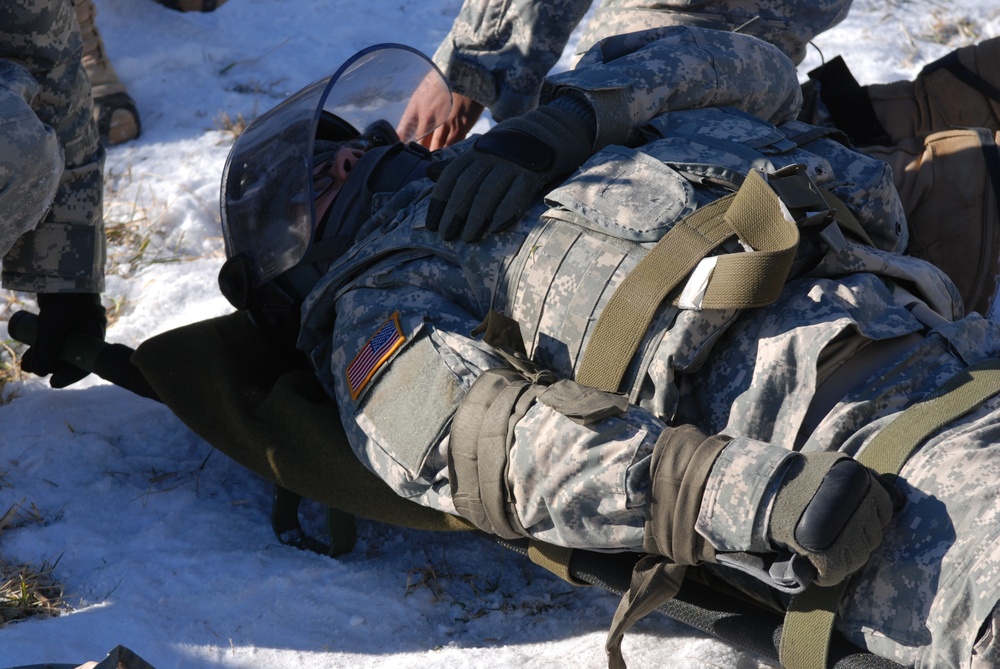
[0, 0, 106, 293]
[433, 0, 853, 120]
[296, 27, 999, 669]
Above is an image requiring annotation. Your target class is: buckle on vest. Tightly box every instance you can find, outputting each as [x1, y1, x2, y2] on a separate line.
[768, 165, 835, 229]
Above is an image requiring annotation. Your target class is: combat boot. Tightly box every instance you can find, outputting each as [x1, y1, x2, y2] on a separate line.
[75, 0, 140, 145]
[152, 0, 228, 11]
[867, 37, 1000, 144]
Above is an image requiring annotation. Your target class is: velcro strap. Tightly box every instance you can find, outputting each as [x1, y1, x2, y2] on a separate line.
[449, 369, 530, 539]
[605, 556, 687, 669]
[643, 426, 730, 565]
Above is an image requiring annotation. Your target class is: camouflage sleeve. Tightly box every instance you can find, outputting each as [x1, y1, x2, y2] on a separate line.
[542, 26, 803, 148]
[575, 0, 854, 66]
[695, 435, 795, 552]
[432, 0, 593, 121]
[0, 0, 105, 294]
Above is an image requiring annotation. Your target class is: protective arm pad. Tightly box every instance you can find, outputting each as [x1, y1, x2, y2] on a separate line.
[642, 425, 731, 566]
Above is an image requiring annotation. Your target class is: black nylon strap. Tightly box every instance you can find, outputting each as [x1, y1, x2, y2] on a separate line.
[807, 56, 891, 147]
[922, 50, 1000, 102]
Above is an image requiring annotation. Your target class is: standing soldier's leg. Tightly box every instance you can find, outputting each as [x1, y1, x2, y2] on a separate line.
[0, 0, 106, 294]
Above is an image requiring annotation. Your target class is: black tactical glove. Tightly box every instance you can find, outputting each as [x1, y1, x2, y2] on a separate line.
[426, 102, 595, 243]
[21, 293, 107, 388]
[768, 452, 901, 587]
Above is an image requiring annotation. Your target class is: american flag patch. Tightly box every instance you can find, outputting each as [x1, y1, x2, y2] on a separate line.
[346, 312, 405, 400]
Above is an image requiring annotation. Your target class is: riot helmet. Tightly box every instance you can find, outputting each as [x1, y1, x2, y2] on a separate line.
[218, 43, 451, 345]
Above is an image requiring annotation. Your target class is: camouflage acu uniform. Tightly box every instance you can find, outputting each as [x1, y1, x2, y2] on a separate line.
[0, 0, 105, 293]
[298, 27, 1000, 669]
[433, 0, 852, 120]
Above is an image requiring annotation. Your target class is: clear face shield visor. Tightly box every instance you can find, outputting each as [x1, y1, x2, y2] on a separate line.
[219, 44, 451, 288]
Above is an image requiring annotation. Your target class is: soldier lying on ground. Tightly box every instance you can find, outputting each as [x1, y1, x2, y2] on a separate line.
[207, 26, 1000, 668]
[2, 22, 962, 669]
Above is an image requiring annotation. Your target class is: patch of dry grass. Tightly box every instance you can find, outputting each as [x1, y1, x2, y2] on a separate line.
[0, 557, 70, 625]
[214, 110, 252, 139]
[103, 164, 200, 280]
[924, 10, 981, 45]
[0, 501, 71, 626]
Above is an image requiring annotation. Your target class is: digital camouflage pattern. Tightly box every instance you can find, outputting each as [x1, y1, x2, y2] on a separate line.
[0, 0, 106, 293]
[433, 0, 852, 120]
[298, 26, 1000, 669]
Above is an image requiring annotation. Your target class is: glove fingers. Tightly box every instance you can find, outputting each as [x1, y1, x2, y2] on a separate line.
[433, 162, 493, 241]
[815, 484, 892, 586]
[488, 176, 539, 237]
[426, 156, 470, 232]
[438, 199, 469, 241]
[878, 474, 907, 513]
[464, 172, 519, 243]
[21, 293, 105, 387]
[50, 364, 89, 389]
[20, 332, 62, 377]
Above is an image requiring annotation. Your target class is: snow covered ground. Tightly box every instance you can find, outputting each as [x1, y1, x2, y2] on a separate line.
[1, 0, 998, 667]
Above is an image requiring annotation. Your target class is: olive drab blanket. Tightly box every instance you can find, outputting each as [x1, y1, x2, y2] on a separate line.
[130, 310, 474, 534]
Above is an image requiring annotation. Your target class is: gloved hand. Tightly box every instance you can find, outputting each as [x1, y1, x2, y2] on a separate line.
[21, 293, 107, 388]
[768, 452, 902, 587]
[426, 103, 595, 242]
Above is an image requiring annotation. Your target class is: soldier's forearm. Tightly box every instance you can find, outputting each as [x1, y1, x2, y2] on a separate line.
[544, 26, 802, 148]
[432, 0, 593, 120]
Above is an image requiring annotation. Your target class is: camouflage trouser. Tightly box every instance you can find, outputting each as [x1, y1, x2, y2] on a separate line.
[0, 59, 63, 258]
[0, 0, 105, 293]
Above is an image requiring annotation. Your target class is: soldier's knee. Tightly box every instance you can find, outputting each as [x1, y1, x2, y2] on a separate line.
[0, 88, 64, 252]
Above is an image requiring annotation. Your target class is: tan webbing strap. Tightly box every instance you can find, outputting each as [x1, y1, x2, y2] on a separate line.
[576, 169, 800, 392]
[527, 540, 589, 586]
[779, 358, 1000, 668]
[858, 358, 1000, 474]
[698, 170, 802, 310]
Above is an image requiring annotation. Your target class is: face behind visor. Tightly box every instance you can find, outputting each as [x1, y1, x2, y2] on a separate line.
[218, 44, 451, 345]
